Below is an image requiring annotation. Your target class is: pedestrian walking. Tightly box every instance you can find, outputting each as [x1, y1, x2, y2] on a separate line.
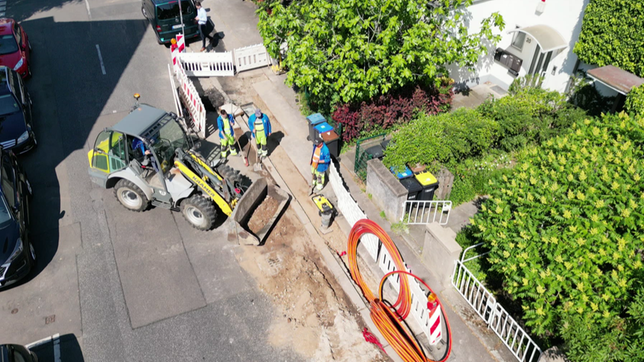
[194, 1, 213, 52]
[310, 135, 330, 192]
[217, 109, 237, 158]
[248, 108, 271, 158]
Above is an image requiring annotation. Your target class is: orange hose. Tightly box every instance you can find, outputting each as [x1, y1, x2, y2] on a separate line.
[347, 219, 452, 362]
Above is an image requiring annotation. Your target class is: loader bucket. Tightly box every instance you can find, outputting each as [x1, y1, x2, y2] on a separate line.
[231, 178, 290, 246]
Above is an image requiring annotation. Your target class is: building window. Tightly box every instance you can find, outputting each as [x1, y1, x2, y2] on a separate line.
[511, 31, 526, 51]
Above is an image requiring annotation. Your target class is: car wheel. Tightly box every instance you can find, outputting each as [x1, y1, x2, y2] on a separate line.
[114, 179, 149, 212]
[181, 195, 216, 230]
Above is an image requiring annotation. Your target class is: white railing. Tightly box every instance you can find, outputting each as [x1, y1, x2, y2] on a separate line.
[329, 162, 444, 346]
[173, 64, 207, 138]
[403, 200, 452, 225]
[234, 44, 270, 72]
[178, 51, 235, 77]
[452, 246, 542, 362]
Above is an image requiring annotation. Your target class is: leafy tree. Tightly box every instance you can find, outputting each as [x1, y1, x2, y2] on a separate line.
[574, 0, 644, 77]
[471, 112, 644, 345]
[255, 0, 504, 107]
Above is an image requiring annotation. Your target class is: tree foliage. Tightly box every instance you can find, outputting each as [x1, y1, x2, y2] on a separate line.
[574, 0, 644, 77]
[471, 112, 644, 345]
[255, 0, 504, 107]
[625, 84, 644, 118]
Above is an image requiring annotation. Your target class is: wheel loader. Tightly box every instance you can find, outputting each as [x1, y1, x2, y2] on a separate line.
[86, 99, 289, 243]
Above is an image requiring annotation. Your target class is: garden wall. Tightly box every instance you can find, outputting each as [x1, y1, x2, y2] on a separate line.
[366, 159, 407, 221]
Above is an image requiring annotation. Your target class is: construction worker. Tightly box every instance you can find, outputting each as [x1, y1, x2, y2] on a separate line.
[248, 108, 271, 158]
[217, 109, 237, 158]
[310, 135, 331, 192]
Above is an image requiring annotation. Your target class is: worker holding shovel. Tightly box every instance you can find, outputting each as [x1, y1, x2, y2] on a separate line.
[217, 109, 237, 158]
[248, 109, 272, 159]
[310, 135, 331, 194]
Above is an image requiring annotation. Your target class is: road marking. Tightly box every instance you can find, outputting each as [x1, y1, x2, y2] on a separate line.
[84, 0, 92, 18]
[95, 44, 106, 75]
[53, 333, 61, 362]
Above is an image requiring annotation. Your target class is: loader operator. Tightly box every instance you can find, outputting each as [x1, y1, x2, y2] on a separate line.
[248, 108, 271, 158]
[132, 137, 158, 173]
[217, 109, 237, 158]
[310, 135, 330, 192]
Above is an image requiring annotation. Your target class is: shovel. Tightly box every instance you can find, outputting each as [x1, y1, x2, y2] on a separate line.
[236, 137, 249, 167]
[252, 135, 263, 172]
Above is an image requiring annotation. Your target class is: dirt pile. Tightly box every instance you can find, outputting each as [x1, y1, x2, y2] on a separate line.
[247, 196, 280, 234]
[236, 208, 388, 361]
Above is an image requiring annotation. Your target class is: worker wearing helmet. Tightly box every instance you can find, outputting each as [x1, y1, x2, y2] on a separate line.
[248, 108, 272, 158]
[310, 135, 330, 191]
[217, 109, 237, 158]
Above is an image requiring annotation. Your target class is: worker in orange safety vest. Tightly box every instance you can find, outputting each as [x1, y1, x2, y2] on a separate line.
[310, 135, 331, 192]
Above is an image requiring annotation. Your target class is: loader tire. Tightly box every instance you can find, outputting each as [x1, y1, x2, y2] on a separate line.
[114, 179, 149, 212]
[182, 195, 217, 231]
[217, 165, 247, 194]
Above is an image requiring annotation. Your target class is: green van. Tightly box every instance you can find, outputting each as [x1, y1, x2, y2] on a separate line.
[141, 0, 200, 45]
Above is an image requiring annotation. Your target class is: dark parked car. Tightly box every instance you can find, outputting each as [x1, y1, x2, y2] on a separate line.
[141, 0, 200, 45]
[0, 147, 34, 289]
[0, 344, 38, 362]
[0, 66, 36, 154]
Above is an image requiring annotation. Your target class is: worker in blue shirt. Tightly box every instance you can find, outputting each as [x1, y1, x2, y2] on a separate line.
[248, 108, 272, 158]
[217, 109, 237, 158]
[310, 135, 331, 191]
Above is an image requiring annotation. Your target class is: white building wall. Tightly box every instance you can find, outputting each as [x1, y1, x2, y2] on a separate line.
[449, 0, 589, 93]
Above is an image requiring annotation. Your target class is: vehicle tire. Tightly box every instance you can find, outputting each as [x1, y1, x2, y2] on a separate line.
[181, 195, 217, 230]
[217, 165, 247, 195]
[114, 179, 149, 212]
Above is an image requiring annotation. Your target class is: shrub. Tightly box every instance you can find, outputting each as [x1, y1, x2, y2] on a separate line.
[625, 84, 644, 118]
[332, 84, 453, 142]
[471, 113, 644, 345]
[382, 107, 497, 169]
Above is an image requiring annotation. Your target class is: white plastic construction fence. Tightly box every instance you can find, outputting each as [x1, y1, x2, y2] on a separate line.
[402, 200, 452, 225]
[174, 43, 269, 77]
[452, 244, 542, 362]
[329, 162, 444, 346]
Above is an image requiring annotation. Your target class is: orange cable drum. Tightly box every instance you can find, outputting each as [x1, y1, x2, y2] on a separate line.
[347, 219, 452, 362]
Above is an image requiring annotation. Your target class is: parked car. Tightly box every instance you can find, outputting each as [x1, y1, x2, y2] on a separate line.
[0, 344, 38, 362]
[0, 18, 31, 79]
[0, 66, 36, 154]
[141, 0, 200, 45]
[0, 147, 34, 289]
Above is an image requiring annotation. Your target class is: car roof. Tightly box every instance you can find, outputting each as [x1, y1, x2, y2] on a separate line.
[0, 19, 14, 36]
[152, 0, 190, 5]
[111, 104, 168, 137]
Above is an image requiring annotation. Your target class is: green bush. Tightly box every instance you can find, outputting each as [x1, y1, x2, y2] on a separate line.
[471, 113, 644, 351]
[625, 84, 644, 118]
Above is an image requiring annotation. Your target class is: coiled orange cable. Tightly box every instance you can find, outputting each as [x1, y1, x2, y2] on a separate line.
[347, 219, 452, 362]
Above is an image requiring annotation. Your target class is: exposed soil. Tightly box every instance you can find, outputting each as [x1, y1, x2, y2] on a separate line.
[247, 196, 280, 234]
[236, 208, 388, 361]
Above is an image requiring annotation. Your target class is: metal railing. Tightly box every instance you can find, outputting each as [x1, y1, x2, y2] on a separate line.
[451, 244, 542, 362]
[402, 200, 452, 225]
[354, 134, 387, 181]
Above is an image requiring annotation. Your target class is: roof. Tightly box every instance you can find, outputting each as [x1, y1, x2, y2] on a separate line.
[586, 65, 644, 95]
[111, 104, 168, 136]
[508, 25, 567, 53]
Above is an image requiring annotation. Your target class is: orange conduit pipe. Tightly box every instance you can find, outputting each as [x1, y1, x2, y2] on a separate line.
[347, 219, 452, 362]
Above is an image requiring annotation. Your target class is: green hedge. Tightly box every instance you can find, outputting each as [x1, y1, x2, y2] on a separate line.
[625, 84, 644, 118]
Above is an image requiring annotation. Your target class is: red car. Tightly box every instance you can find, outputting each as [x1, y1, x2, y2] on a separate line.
[0, 18, 31, 78]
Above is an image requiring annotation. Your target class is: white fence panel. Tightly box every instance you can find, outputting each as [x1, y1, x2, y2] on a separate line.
[403, 200, 452, 225]
[452, 259, 542, 362]
[234, 44, 270, 72]
[178, 51, 234, 77]
[174, 64, 207, 138]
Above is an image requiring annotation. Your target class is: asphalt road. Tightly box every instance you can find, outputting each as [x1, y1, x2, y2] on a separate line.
[0, 0, 302, 361]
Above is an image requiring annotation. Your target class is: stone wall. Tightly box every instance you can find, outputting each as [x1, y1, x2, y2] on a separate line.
[366, 158, 408, 221]
[422, 223, 462, 286]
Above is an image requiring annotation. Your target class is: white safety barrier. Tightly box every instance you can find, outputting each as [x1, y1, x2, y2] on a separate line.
[178, 51, 235, 77]
[173, 64, 207, 138]
[452, 246, 542, 362]
[234, 44, 270, 72]
[403, 200, 452, 225]
[329, 162, 444, 346]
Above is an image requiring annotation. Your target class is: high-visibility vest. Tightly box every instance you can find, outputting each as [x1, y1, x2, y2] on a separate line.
[223, 115, 232, 136]
[311, 144, 322, 169]
[254, 116, 265, 134]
